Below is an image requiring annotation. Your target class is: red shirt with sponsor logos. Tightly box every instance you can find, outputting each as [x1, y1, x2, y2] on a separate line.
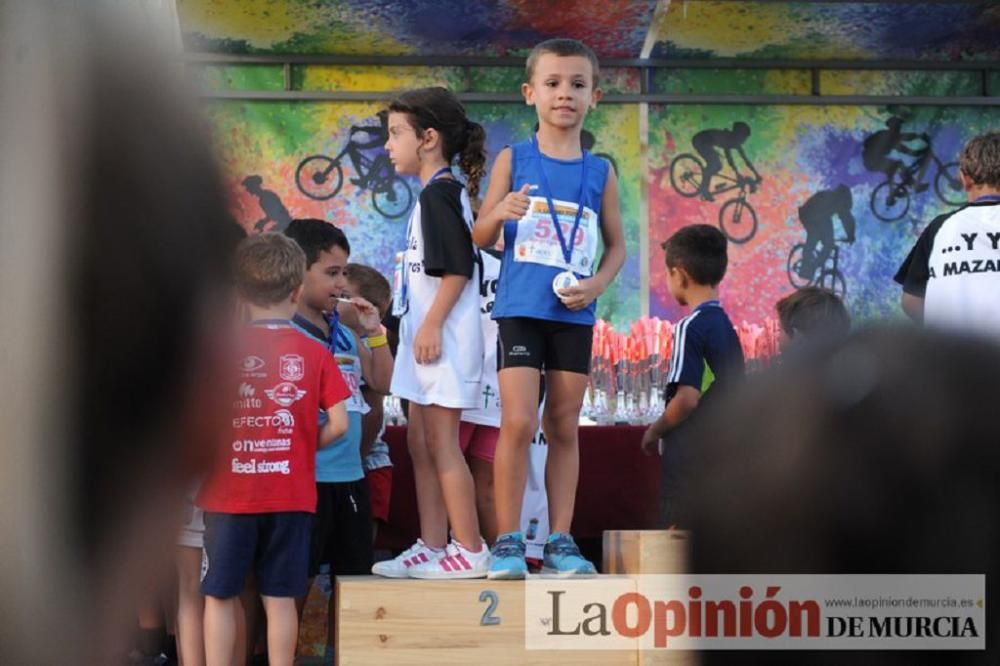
[197, 322, 350, 514]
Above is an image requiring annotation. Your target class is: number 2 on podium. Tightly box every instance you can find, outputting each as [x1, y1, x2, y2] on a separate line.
[479, 590, 500, 626]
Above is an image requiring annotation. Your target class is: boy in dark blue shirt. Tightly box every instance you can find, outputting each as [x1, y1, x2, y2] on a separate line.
[641, 225, 745, 524]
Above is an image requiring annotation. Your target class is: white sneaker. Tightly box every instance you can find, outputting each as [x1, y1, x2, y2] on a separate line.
[371, 539, 442, 578]
[408, 539, 490, 580]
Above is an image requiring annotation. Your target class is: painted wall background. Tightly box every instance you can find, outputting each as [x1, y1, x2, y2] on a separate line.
[178, 0, 659, 56]
[648, 102, 996, 324]
[203, 69, 995, 329]
[652, 1, 1000, 60]
[182, 0, 999, 330]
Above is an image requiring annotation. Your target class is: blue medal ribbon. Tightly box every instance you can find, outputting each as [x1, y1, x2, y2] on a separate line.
[531, 134, 588, 270]
[324, 309, 342, 354]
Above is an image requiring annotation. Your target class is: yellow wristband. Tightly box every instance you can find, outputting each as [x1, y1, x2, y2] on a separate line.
[366, 334, 388, 349]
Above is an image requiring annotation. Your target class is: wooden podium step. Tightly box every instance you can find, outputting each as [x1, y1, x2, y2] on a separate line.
[336, 576, 638, 665]
[603, 531, 697, 665]
[603, 530, 691, 575]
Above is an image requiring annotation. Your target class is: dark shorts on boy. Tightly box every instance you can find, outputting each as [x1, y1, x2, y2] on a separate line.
[309, 479, 374, 577]
[497, 317, 592, 375]
[660, 418, 696, 529]
[201, 511, 312, 598]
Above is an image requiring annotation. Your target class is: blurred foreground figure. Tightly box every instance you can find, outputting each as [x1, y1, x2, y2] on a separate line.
[0, 3, 234, 663]
[682, 327, 1000, 665]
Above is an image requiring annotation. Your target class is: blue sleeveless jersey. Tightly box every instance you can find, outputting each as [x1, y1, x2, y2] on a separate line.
[492, 139, 608, 325]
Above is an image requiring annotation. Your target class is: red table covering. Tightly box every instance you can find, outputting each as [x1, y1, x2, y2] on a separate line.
[375, 425, 661, 552]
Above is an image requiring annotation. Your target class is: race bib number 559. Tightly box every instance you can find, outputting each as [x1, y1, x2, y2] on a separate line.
[512, 196, 598, 275]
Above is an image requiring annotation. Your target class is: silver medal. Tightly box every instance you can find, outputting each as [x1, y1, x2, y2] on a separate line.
[552, 270, 579, 297]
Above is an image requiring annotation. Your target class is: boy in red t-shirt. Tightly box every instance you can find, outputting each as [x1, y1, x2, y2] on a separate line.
[197, 233, 350, 666]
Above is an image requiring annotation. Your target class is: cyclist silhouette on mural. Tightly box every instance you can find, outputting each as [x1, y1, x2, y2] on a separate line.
[295, 110, 412, 217]
[346, 110, 389, 186]
[862, 116, 931, 193]
[797, 184, 856, 280]
[242, 174, 292, 232]
[691, 121, 761, 201]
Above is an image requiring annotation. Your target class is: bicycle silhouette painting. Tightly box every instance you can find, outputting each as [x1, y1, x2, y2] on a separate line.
[862, 116, 964, 222]
[786, 185, 855, 300]
[295, 111, 414, 219]
[670, 122, 762, 244]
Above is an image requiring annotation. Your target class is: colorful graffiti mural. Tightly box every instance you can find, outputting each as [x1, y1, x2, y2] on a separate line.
[188, 0, 999, 330]
[206, 87, 994, 328]
[648, 100, 996, 325]
[178, 0, 659, 57]
[652, 1, 1000, 61]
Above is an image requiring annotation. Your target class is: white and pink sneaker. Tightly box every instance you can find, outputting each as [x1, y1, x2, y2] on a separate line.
[408, 539, 490, 580]
[371, 539, 442, 578]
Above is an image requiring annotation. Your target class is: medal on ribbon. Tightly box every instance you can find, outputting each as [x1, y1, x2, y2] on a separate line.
[532, 135, 588, 300]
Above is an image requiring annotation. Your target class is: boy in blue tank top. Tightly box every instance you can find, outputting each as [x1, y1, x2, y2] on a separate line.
[473, 38, 626, 579]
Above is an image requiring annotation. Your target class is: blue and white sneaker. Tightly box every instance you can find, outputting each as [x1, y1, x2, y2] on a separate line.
[542, 532, 597, 577]
[487, 531, 527, 580]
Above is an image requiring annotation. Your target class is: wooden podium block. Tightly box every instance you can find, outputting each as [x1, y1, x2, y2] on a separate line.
[603, 530, 691, 575]
[337, 576, 637, 665]
[603, 531, 698, 665]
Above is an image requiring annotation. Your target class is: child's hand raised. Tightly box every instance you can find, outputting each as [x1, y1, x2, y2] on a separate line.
[341, 296, 382, 336]
[498, 183, 532, 221]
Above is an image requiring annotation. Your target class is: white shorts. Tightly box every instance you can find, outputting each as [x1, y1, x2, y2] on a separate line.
[391, 340, 482, 409]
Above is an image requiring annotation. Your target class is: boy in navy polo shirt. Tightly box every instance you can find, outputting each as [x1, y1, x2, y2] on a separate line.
[641, 224, 745, 524]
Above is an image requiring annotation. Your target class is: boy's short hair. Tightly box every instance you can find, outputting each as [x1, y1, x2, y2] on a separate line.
[525, 38, 600, 86]
[959, 131, 1000, 189]
[345, 263, 392, 315]
[284, 218, 350, 267]
[235, 233, 306, 306]
[661, 224, 728, 286]
[776, 287, 851, 341]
